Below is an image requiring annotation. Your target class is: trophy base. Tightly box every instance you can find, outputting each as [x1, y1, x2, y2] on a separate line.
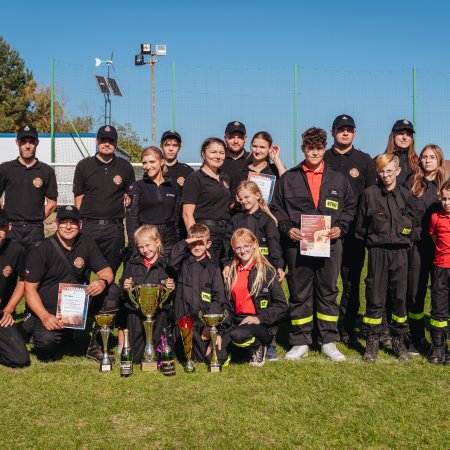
[141, 361, 158, 372]
[184, 365, 196, 373]
[209, 364, 222, 373]
[100, 363, 112, 372]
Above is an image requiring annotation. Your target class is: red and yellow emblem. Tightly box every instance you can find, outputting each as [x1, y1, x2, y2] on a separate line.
[73, 257, 85, 269]
[349, 168, 360, 178]
[33, 177, 43, 188]
[2, 266, 12, 277]
[113, 175, 123, 185]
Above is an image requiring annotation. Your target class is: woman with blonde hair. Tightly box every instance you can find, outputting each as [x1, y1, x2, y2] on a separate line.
[404, 144, 448, 354]
[213, 228, 287, 367]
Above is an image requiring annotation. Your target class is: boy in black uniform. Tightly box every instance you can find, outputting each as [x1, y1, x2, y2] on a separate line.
[271, 127, 356, 361]
[0, 210, 30, 368]
[222, 121, 250, 180]
[168, 223, 225, 362]
[161, 130, 194, 187]
[0, 125, 57, 249]
[23, 206, 117, 361]
[355, 154, 414, 362]
[73, 125, 135, 274]
[323, 114, 377, 344]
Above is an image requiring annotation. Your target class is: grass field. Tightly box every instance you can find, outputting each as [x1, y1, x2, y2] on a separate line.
[0, 265, 449, 449]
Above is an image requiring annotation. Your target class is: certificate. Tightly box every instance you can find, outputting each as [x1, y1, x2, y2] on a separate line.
[300, 215, 331, 257]
[56, 283, 89, 329]
[247, 172, 277, 204]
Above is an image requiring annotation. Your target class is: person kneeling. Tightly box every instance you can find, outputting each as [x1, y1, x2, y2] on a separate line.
[215, 228, 287, 367]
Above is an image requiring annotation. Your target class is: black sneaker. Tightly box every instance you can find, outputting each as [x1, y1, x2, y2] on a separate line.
[250, 345, 267, 367]
[265, 343, 279, 361]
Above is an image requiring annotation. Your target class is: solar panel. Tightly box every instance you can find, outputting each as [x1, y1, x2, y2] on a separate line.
[107, 77, 122, 96]
[95, 75, 110, 94]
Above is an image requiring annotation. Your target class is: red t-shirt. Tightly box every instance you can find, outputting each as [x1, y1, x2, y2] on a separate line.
[301, 160, 324, 209]
[429, 210, 450, 268]
[143, 258, 152, 269]
[231, 261, 256, 315]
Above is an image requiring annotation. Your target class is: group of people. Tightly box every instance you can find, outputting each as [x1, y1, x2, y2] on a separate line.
[0, 115, 449, 370]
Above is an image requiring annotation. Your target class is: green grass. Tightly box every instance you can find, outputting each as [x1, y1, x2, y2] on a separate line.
[0, 263, 449, 449]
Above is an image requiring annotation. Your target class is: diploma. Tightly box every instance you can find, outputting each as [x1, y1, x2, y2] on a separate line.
[56, 283, 89, 329]
[300, 215, 331, 258]
[247, 172, 277, 204]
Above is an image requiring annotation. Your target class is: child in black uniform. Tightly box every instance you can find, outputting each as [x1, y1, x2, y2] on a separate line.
[169, 223, 226, 363]
[120, 224, 175, 363]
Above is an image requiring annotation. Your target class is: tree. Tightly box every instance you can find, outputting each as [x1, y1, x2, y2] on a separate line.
[0, 35, 33, 132]
[114, 122, 145, 162]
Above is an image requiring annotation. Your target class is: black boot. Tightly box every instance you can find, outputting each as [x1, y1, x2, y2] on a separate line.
[380, 318, 392, 349]
[445, 345, 450, 366]
[428, 331, 445, 365]
[392, 334, 411, 361]
[363, 334, 379, 363]
[86, 326, 104, 362]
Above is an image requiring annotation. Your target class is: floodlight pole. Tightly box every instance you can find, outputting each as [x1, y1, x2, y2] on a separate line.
[151, 52, 156, 145]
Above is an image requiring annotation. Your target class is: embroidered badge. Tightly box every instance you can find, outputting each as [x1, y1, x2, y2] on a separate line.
[33, 177, 43, 188]
[201, 292, 211, 302]
[325, 199, 339, 210]
[402, 120, 410, 125]
[73, 257, 85, 269]
[113, 175, 122, 185]
[349, 168, 360, 178]
[66, 206, 73, 211]
[234, 121, 240, 126]
[105, 126, 111, 132]
[260, 246, 269, 256]
[260, 300, 268, 309]
[2, 266, 12, 277]
[24, 125, 30, 131]
[401, 228, 411, 235]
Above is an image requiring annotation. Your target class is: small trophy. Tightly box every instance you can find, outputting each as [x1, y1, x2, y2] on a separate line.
[199, 311, 228, 373]
[94, 312, 116, 372]
[128, 283, 171, 371]
[178, 316, 195, 373]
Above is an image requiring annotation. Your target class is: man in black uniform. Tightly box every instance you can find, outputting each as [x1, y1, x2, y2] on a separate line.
[161, 130, 194, 187]
[222, 121, 250, 180]
[23, 206, 117, 361]
[323, 114, 377, 345]
[271, 127, 356, 361]
[0, 125, 57, 249]
[0, 210, 30, 368]
[73, 125, 135, 274]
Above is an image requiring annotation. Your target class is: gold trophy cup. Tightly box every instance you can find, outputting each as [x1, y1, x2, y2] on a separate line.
[178, 316, 195, 373]
[94, 312, 116, 372]
[128, 283, 171, 371]
[199, 310, 228, 373]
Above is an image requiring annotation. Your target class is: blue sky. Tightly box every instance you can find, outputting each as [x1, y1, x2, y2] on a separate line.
[2, 0, 450, 166]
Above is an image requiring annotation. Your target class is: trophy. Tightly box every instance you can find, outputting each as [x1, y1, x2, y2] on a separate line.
[94, 312, 116, 372]
[199, 310, 228, 373]
[178, 316, 195, 373]
[128, 283, 171, 371]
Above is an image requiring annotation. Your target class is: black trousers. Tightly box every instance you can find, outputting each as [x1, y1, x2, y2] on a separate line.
[9, 222, 44, 250]
[157, 225, 179, 261]
[339, 233, 366, 335]
[285, 240, 342, 346]
[82, 221, 125, 274]
[407, 240, 434, 338]
[0, 323, 30, 368]
[363, 247, 409, 336]
[216, 324, 272, 364]
[430, 266, 450, 334]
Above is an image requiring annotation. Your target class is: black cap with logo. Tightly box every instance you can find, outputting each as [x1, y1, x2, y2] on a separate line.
[97, 125, 118, 140]
[161, 130, 182, 143]
[56, 205, 81, 222]
[392, 119, 415, 134]
[225, 121, 246, 136]
[332, 115, 356, 130]
[17, 125, 39, 140]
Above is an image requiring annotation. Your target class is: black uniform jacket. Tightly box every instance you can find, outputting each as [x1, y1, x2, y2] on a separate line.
[393, 149, 413, 186]
[168, 240, 225, 328]
[120, 255, 175, 314]
[355, 183, 414, 248]
[404, 177, 441, 243]
[270, 162, 356, 243]
[222, 266, 288, 335]
[222, 208, 284, 269]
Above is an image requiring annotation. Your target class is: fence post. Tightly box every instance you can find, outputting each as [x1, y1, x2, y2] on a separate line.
[293, 64, 298, 166]
[51, 57, 55, 163]
[172, 61, 176, 130]
[412, 67, 417, 133]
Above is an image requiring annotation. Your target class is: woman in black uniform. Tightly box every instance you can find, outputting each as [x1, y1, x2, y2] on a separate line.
[126, 146, 181, 260]
[404, 144, 447, 354]
[182, 137, 231, 266]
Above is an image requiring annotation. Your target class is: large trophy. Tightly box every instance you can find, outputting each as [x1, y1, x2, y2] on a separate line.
[199, 310, 228, 373]
[94, 312, 117, 372]
[178, 316, 195, 373]
[128, 283, 171, 371]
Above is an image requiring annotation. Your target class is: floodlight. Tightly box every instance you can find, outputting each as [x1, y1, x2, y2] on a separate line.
[95, 75, 110, 94]
[155, 45, 166, 56]
[135, 54, 145, 66]
[141, 43, 151, 54]
[107, 78, 122, 96]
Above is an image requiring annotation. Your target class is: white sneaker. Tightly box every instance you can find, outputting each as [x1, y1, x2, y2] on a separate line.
[321, 342, 346, 362]
[285, 345, 309, 360]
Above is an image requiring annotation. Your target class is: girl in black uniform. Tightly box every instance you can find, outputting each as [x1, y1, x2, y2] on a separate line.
[215, 228, 287, 367]
[126, 146, 181, 260]
[230, 131, 286, 200]
[120, 224, 175, 363]
[182, 137, 231, 266]
[404, 144, 447, 353]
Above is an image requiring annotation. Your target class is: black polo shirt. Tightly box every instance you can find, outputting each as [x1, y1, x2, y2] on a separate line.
[394, 149, 413, 186]
[25, 233, 109, 314]
[323, 146, 377, 200]
[165, 161, 194, 187]
[0, 239, 25, 307]
[182, 169, 231, 221]
[221, 150, 250, 180]
[73, 154, 135, 219]
[0, 158, 57, 221]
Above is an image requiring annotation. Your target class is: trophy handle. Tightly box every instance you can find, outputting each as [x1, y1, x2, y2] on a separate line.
[159, 285, 172, 307]
[198, 310, 205, 325]
[127, 286, 140, 310]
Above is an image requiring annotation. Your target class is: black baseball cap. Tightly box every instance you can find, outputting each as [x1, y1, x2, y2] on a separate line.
[17, 125, 38, 140]
[56, 205, 81, 222]
[392, 119, 415, 133]
[225, 121, 246, 136]
[0, 210, 9, 227]
[97, 125, 118, 140]
[161, 130, 182, 143]
[332, 115, 356, 130]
